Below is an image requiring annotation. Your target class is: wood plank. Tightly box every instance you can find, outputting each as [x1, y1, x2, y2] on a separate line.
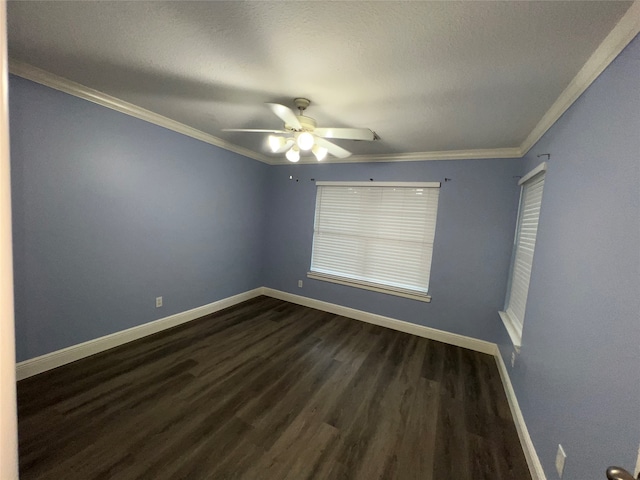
[17, 296, 532, 480]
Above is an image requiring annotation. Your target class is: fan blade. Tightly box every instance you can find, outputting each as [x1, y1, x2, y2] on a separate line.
[314, 137, 352, 159]
[314, 128, 376, 141]
[274, 138, 295, 153]
[222, 129, 287, 133]
[266, 103, 302, 129]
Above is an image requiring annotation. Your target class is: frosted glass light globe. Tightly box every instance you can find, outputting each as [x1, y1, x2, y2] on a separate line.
[286, 146, 300, 162]
[297, 132, 315, 151]
[268, 135, 285, 153]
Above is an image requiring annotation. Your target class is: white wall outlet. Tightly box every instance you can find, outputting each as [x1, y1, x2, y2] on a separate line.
[555, 444, 566, 477]
[511, 351, 516, 368]
[155, 296, 163, 308]
[298, 280, 303, 288]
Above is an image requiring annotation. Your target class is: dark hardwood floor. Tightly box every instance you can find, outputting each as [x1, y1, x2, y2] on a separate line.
[17, 296, 531, 480]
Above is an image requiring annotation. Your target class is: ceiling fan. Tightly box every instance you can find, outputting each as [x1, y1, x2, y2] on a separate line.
[223, 98, 379, 162]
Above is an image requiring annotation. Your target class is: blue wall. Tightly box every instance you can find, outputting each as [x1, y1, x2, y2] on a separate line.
[10, 76, 268, 362]
[263, 159, 522, 343]
[500, 36, 640, 478]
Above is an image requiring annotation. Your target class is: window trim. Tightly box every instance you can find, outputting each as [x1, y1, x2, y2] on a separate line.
[500, 161, 547, 347]
[518, 161, 547, 186]
[316, 181, 441, 188]
[499, 310, 523, 348]
[307, 271, 432, 302]
[309, 181, 440, 302]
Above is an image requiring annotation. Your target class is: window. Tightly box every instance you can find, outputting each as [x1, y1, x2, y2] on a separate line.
[500, 163, 547, 346]
[308, 181, 440, 302]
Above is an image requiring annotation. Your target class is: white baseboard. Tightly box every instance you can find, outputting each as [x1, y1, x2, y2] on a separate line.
[261, 287, 496, 355]
[494, 351, 547, 480]
[15, 288, 263, 380]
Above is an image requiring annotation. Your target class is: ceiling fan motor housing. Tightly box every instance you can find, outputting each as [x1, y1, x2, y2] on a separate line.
[297, 115, 316, 131]
[285, 115, 316, 132]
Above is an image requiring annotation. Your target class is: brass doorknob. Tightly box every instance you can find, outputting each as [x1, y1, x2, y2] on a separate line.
[606, 466, 638, 480]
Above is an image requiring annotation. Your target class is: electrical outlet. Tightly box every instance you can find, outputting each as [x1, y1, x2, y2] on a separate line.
[156, 296, 163, 308]
[555, 444, 566, 477]
[298, 280, 303, 288]
[511, 351, 516, 368]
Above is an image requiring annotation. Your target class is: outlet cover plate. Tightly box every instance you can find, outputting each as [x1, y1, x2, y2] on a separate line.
[156, 296, 163, 308]
[556, 444, 566, 477]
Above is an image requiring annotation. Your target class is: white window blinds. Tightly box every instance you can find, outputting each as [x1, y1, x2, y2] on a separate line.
[309, 182, 440, 300]
[503, 168, 546, 342]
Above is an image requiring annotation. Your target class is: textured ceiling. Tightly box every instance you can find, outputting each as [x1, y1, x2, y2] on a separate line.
[6, 1, 634, 161]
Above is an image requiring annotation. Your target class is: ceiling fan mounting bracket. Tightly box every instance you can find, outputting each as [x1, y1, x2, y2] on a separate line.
[294, 97, 311, 113]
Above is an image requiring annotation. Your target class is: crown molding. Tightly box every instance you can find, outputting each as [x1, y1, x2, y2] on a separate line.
[8, 60, 272, 165]
[268, 147, 523, 165]
[349, 147, 523, 162]
[519, 0, 640, 155]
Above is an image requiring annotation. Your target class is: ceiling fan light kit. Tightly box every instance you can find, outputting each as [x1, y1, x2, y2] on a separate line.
[225, 97, 377, 162]
[296, 131, 315, 151]
[268, 135, 285, 152]
[285, 145, 300, 163]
